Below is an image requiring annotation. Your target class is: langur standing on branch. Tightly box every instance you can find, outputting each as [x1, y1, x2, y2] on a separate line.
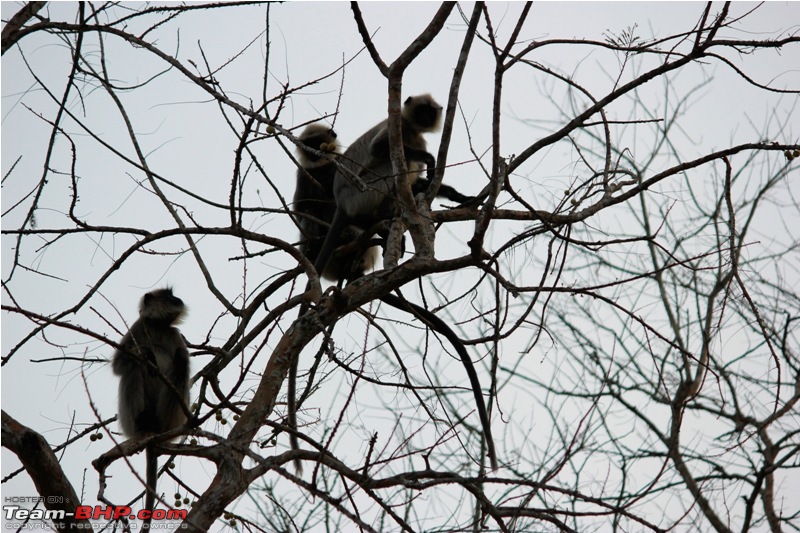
[313, 94, 447, 276]
[289, 98, 498, 471]
[294, 123, 379, 282]
[112, 288, 190, 529]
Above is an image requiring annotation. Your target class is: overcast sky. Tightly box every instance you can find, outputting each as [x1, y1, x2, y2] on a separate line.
[2, 2, 798, 529]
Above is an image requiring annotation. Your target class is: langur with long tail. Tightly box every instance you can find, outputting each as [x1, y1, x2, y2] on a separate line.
[112, 288, 190, 529]
[290, 99, 498, 471]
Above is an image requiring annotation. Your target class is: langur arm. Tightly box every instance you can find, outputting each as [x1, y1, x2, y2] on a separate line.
[370, 131, 437, 182]
[413, 178, 476, 205]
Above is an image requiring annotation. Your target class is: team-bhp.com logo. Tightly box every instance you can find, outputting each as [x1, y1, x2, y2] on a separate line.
[75, 505, 187, 521]
[4, 504, 187, 524]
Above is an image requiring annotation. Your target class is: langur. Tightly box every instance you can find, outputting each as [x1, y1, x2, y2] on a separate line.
[289, 101, 498, 470]
[296, 112, 473, 281]
[292, 122, 470, 280]
[112, 288, 190, 529]
[289, 124, 379, 472]
[294, 123, 380, 282]
[313, 94, 444, 276]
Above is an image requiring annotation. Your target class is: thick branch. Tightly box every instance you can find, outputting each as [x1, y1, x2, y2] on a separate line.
[2, 410, 90, 529]
[1, 1, 46, 55]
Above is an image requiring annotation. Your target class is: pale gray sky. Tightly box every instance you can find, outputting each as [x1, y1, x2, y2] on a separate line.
[2, 2, 798, 530]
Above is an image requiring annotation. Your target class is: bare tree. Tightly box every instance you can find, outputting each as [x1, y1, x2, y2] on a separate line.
[2, 2, 799, 532]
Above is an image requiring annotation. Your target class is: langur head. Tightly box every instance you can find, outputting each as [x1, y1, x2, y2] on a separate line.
[139, 288, 186, 325]
[297, 124, 339, 168]
[402, 94, 442, 133]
